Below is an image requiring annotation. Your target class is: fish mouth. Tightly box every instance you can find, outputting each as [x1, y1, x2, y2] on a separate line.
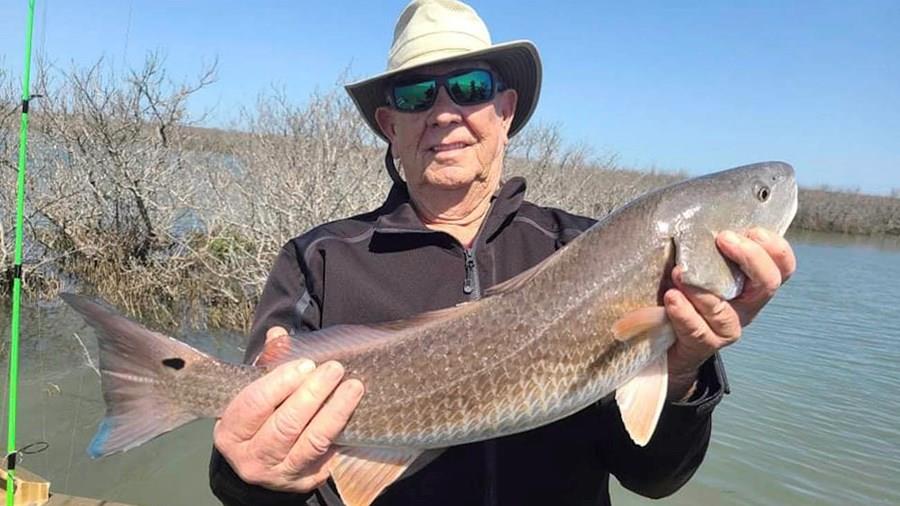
[776, 184, 799, 236]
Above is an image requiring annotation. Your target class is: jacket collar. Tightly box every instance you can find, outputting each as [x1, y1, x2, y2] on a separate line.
[373, 177, 528, 244]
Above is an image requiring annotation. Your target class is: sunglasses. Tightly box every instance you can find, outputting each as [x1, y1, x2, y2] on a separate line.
[388, 68, 504, 112]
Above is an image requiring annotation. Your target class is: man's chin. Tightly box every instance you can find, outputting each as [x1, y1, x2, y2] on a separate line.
[421, 178, 474, 191]
[419, 167, 478, 191]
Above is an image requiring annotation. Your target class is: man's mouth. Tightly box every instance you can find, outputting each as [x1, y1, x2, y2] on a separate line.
[430, 142, 468, 152]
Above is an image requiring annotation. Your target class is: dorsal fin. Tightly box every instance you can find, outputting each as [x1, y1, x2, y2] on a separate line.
[254, 302, 481, 366]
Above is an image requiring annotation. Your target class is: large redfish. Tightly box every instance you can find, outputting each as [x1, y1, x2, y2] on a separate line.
[63, 161, 798, 506]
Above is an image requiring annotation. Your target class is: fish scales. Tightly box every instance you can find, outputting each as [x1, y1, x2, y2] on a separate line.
[331, 197, 677, 447]
[158, 360, 261, 418]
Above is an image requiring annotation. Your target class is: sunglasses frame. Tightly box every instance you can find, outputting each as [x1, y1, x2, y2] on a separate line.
[387, 68, 506, 113]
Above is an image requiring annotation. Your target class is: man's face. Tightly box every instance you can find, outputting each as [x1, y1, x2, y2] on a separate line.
[375, 62, 518, 192]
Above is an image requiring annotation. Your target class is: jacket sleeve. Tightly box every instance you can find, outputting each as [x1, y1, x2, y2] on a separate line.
[209, 240, 324, 506]
[244, 241, 323, 362]
[601, 353, 729, 499]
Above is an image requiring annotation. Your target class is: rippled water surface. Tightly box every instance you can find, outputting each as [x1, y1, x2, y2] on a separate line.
[613, 231, 900, 505]
[2, 231, 899, 505]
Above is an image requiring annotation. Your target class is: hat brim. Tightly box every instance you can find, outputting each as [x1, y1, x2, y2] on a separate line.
[345, 40, 542, 143]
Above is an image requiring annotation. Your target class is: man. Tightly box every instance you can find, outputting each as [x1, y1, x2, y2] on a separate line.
[209, 1, 796, 505]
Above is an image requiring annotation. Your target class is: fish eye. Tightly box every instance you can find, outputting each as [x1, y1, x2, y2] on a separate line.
[755, 184, 771, 202]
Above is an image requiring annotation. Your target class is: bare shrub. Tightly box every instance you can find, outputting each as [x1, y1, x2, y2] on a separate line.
[506, 123, 683, 218]
[0, 54, 218, 325]
[217, 87, 386, 242]
[33, 53, 213, 255]
[173, 87, 389, 329]
[795, 188, 900, 235]
[0, 65, 20, 273]
[0, 55, 398, 330]
[0, 61, 62, 296]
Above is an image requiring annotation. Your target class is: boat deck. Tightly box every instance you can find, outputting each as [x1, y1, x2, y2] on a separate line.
[7, 468, 135, 506]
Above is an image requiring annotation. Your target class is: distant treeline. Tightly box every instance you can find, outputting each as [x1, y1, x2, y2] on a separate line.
[793, 189, 899, 235]
[0, 56, 896, 330]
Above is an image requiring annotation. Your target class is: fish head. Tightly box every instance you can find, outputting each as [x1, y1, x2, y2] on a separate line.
[659, 161, 798, 299]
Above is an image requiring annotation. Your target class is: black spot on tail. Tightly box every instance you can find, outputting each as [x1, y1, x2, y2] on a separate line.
[162, 358, 185, 370]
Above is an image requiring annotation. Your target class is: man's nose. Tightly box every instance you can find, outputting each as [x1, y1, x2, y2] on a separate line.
[427, 86, 463, 127]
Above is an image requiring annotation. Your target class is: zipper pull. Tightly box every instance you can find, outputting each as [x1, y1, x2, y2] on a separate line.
[463, 249, 476, 294]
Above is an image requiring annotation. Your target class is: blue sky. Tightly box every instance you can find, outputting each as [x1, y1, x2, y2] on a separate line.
[1, 0, 898, 194]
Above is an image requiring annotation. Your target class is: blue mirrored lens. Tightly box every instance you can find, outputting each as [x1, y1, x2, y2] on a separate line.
[391, 69, 496, 112]
[393, 81, 436, 112]
[447, 70, 494, 104]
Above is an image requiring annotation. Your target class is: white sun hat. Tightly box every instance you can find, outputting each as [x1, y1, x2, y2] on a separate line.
[345, 0, 542, 143]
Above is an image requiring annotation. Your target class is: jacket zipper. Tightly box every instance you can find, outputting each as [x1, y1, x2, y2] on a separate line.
[463, 247, 481, 297]
[463, 246, 494, 505]
[378, 229, 483, 299]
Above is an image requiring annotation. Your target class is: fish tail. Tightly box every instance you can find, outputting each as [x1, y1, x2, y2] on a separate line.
[61, 293, 213, 458]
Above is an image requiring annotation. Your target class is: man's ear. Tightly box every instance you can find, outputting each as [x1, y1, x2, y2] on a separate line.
[495, 89, 518, 146]
[498, 89, 518, 134]
[375, 106, 397, 143]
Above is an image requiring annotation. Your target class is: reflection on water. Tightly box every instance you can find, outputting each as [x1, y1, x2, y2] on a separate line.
[2, 232, 899, 505]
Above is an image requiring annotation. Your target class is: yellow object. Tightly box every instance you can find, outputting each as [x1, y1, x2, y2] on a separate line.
[0, 469, 49, 506]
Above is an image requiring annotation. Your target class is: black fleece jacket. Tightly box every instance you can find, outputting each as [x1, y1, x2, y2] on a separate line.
[209, 177, 727, 506]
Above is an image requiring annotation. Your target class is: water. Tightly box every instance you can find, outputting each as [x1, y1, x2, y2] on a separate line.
[2, 231, 899, 505]
[613, 231, 900, 506]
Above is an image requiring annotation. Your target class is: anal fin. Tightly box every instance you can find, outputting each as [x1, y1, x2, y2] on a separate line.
[615, 352, 668, 447]
[327, 446, 423, 506]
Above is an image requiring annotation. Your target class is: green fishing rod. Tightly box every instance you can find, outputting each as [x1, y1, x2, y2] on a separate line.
[6, 1, 37, 504]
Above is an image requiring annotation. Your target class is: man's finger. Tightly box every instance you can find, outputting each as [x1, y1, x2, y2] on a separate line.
[253, 361, 348, 460]
[664, 288, 712, 349]
[266, 326, 289, 344]
[747, 228, 797, 283]
[219, 359, 316, 441]
[671, 266, 742, 340]
[284, 378, 364, 473]
[716, 231, 782, 302]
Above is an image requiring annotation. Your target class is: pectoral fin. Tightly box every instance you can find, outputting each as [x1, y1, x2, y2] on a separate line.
[327, 446, 423, 506]
[611, 307, 668, 342]
[615, 353, 668, 446]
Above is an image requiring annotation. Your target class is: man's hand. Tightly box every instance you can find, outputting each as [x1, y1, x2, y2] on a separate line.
[213, 327, 364, 493]
[664, 228, 797, 399]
